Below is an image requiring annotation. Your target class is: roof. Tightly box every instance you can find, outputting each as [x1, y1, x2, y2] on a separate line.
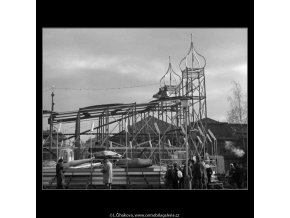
[109, 116, 177, 141]
[198, 118, 247, 139]
[199, 117, 222, 124]
[129, 116, 176, 134]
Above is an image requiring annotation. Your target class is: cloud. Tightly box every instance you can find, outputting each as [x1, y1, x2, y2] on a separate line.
[43, 28, 247, 131]
[44, 52, 167, 83]
[232, 63, 247, 75]
[44, 54, 127, 72]
[62, 56, 125, 70]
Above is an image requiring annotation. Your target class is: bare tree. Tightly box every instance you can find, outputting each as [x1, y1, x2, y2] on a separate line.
[227, 81, 247, 124]
[227, 81, 247, 148]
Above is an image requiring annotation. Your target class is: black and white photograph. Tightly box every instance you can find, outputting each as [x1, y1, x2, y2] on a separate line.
[42, 28, 248, 190]
[12, 0, 290, 217]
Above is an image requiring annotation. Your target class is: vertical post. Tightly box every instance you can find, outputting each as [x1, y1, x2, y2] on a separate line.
[101, 116, 104, 144]
[56, 130, 58, 161]
[98, 117, 101, 142]
[91, 129, 92, 184]
[56, 122, 62, 161]
[215, 140, 218, 171]
[100, 116, 102, 144]
[185, 107, 189, 189]
[91, 131, 93, 159]
[125, 119, 128, 156]
[90, 122, 94, 185]
[121, 115, 123, 145]
[161, 101, 164, 122]
[133, 103, 136, 158]
[154, 122, 161, 172]
[75, 111, 81, 160]
[50, 86, 55, 160]
[125, 121, 128, 186]
[182, 99, 191, 189]
[106, 109, 109, 148]
[159, 133, 161, 171]
[131, 142, 133, 159]
[185, 107, 188, 175]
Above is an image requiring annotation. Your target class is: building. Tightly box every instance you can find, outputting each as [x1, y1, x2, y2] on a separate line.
[199, 118, 247, 174]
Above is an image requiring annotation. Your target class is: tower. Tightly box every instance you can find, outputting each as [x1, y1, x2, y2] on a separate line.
[178, 34, 209, 158]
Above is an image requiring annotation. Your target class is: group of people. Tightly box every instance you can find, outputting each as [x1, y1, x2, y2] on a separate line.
[164, 155, 213, 189]
[55, 157, 113, 189]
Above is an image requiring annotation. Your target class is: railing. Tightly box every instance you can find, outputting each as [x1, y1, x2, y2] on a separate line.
[42, 167, 165, 189]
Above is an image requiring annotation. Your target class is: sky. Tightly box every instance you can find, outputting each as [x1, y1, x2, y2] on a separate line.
[43, 28, 247, 138]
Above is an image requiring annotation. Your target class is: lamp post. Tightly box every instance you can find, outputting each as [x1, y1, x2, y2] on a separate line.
[181, 99, 191, 189]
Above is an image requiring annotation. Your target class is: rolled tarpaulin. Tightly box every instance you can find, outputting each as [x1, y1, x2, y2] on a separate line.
[117, 158, 153, 168]
[63, 157, 95, 168]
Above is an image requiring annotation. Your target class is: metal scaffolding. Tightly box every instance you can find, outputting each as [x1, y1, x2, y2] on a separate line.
[43, 35, 218, 171]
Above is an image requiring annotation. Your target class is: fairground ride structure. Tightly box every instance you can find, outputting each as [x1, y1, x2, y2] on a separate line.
[43, 35, 218, 171]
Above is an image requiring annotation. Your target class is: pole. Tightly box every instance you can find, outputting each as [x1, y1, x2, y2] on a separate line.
[185, 108, 189, 189]
[50, 86, 55, 160]
[125, 121, 128, 187]
[57, 130, 59, 161]
[131, 142, 132, 159]
[183, 100, 191, 189]
[91, 129, 93, 185]
[214, 140, 218, 173]
[126, 122, 128, 159]
[159, 133, 161, 171]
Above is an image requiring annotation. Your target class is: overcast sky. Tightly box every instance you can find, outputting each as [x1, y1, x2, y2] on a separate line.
[43, 28, 247, 135]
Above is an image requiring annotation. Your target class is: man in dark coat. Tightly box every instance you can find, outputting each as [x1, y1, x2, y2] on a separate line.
[179, 165, 185, 189]
[183, 161, 193, 189]
[164, 164, 174, 189]
[172, 162, 179, 189]
[206, 164, 213, 187]
[200, 160, 208, 189]
[229, 163, 236, 186]
[192, 155, 204, 189]
[233, 163, 242, 189]
[56, 158, 65, 189]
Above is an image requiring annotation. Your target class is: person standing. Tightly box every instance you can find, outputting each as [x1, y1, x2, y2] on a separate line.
[200, 159, 208, 189]
[56, 158, 65, 189]
[205, 163, 213, 188]
[182, 161, 193, 189]
[229, 163, 236, 187]
[178, 165, 184, 189]
[233, 163, 242, 189]
[172, 162, 179, 189]
[192, 155, 204, 189]
[164, 164, 174, 189]
[102, 158, 113, 189]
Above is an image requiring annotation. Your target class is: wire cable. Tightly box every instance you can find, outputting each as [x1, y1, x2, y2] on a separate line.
[44, 83, 159, 92]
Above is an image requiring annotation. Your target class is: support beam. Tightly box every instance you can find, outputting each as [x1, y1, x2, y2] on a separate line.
[74, 111, 81, 159]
